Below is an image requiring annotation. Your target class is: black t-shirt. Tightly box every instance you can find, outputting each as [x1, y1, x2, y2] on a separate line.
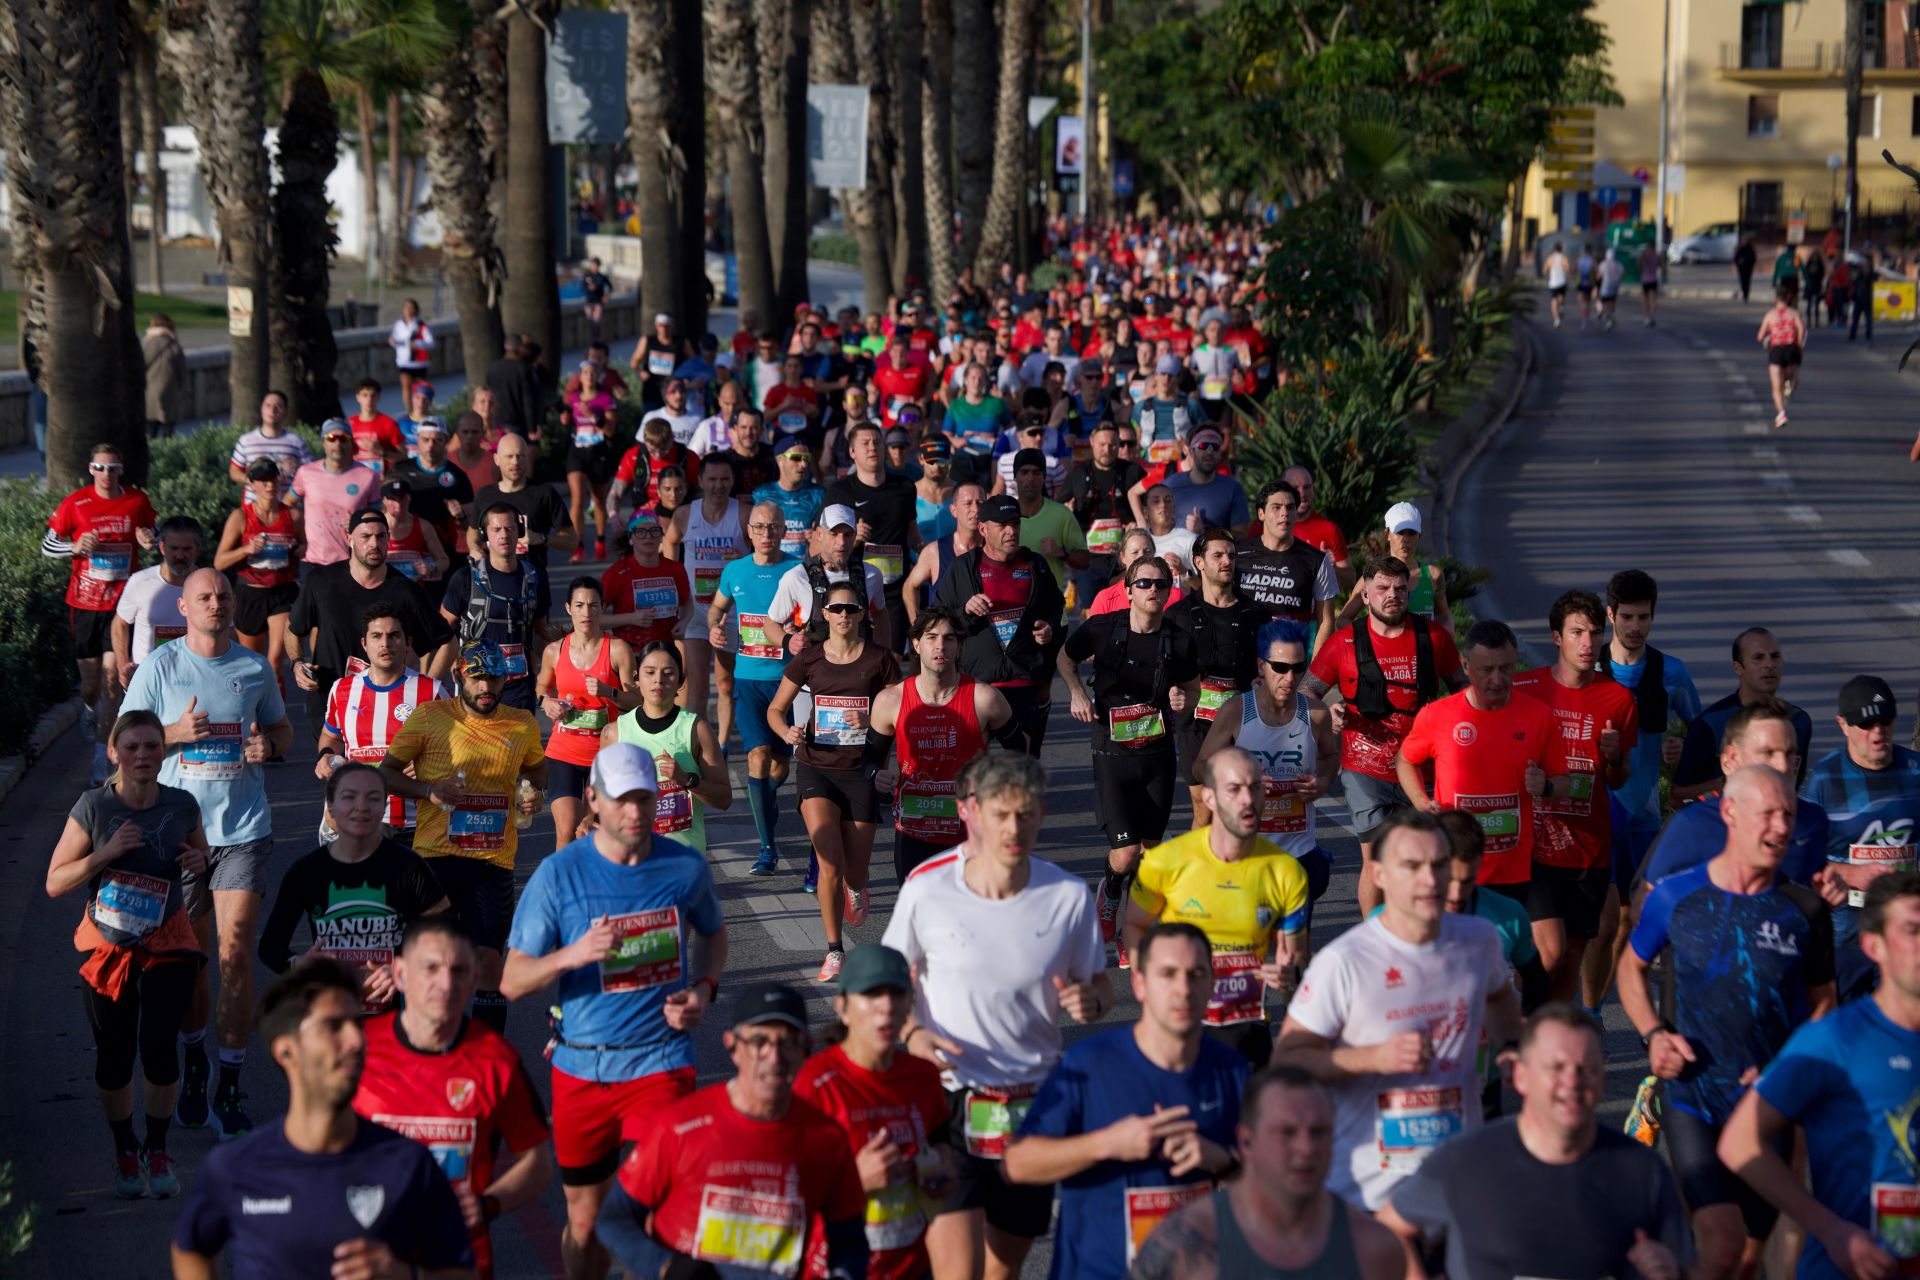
[581, 270, 610, 303]
[441, 559, 551, 658]
[1233, 538, 1326, 621]
[390, 460, 474, 545]
[1063, 612, 1199, 752]
[825, 473, 919, 587]
[472, 483, 571, 572]
[258, 840, 446, 973]
[290, 563, 451, 674]
[1059, 460, 1145, 538]
[722, 444, 779, 498]
[783, 641, 901, 770]
[1166, 593, 1269, 689]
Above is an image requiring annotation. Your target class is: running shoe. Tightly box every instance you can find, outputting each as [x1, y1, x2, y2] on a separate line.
[1775, 411, 1788, 429]
[211, 1079, 251, 1142]
[803, 851, 819, 895]
[175, 1044, 210, 1129]
[568, 547, 586, 565]
[1115, 932, 1131, 971]
[143, 1149, 180, 1198]
[749, 847, 779, 877]
[817, 949, 844, 984]
[594, 538, 607, 561]
[114, 1152, 144, 1199]
[1784, 378, 1796, 400]
[845, 888, 869, 928]
[1096, 881, 1122, 943]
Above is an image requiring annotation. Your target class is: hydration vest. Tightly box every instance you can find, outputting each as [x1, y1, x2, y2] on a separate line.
[802, 551, 870, 642]
[459, 555, 542, 651]
[1350, 615, 1437, 721]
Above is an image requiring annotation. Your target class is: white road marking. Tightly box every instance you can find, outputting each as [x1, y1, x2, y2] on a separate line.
[1829, 547, 1870, 567]
[1897, 602, 1920, 618]
[1786, 505, 1822, 524]
[1760, 470, 1793, 487]
[1743, 422, 1769, 435]
[1750, 446, 1781, 462]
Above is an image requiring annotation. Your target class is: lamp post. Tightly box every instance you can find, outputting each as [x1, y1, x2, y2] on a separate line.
[1654, 0, 1671, 259]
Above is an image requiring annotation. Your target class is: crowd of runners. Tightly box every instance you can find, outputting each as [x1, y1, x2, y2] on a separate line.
[31, 215, 1920, 1278]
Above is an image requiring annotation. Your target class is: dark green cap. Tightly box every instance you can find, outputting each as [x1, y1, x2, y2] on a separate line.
[836, 944, 912, 996]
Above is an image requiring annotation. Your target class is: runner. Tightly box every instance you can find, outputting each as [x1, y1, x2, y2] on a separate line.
[1233, 481, 1337, 653]
[1123, 748, 1312, 1065]
[348, 377, 407, 474]
[605, 641, 732, 858]
[599, 510, 692, 652]
[535, 577, 639, 846]
[1131, 355, 1200, 471]
[1396, 619, 1572, 905]
[389, 299, 433, 409]
[1085, 528, 1187, 615]
[1059, 420, 1146, 610]
[595, 982, 869, 1279]
[868, 606, 1013, 882]
[902, 482, 987, 622]
[226, 390, 313, 485]
[1596, 248, 1626, 331]
[1277, 467, 1355, 594]
[1673, 626, 1815, 801]
[1305, 555, 1465, 911]
[883, 753, 1111, 1280]
[1140, 484, 1198, 582]
[1127, 1065, 1406, 1279]
[753, 431, 828, 562]
[1166, 529, 1272, 826]
[1127, 427, 1248, 535]
[315, 606, 447, 843]
[1005, 445, 1089, 591]
[1577, 244, 1597, 328]
[914, 436, 957, 543]
[709, 502, 798, 875]
[45, 709, 208, 1199]
[768, 581, 902, 982]
[1003, 922, 1246, 1280]
[663, 453, 748, 750]
[1544, 241, 1572, 329]
[382, 478, 450, 583]
[379, 640, 547, 1036]
[214, 461, 302, 678]
[354, 917, 554, 1280]
[113, 516, 201, 694]
[608, 420, 695, 525]
[1759, 283, 1807, 428]
[122, 568, 291, 1143]
[170, 960, 475, 1278]
[441, 503, 553, 713]
[1618, 765, 1835, 1277]
[629, 311, 686, 410]
[1511, 589, 1639, 1001]
[579, 257, 611, 341]
[469, 432, 577, 571]
[1335, 502, 1449, 632]
[717, 403, 779, 498]
[43, 441, 158, 782]
[1189, 317, 1241, 426]
[1274, 810, 1522, 1210]
[946, 360, 1014, 485]
[770, 503, 891, 651]
[826, 421, 923, 653]
[793, 945, 954, 1280]
[498, 742, 725, 1280]
[293, 420, 381, 570]
[1379, 1005, 1692, 1277]
[1059, 552, 1200, 966]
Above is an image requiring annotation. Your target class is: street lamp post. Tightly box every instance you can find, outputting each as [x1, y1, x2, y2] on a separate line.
[1654, 0, 1671, 259]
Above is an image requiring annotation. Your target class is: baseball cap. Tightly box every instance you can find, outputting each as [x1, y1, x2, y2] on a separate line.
[322, 417, 353, 440]
[245, 457, 282, 482]
[980, 494, 1022, 524]
[1154, 355, 1183, 375]
[919, 436, 952, 462]
[414, 416, 447, 437]
[836, 945, 912, 996]
[730, 982, 809, 1031]
[381, 478, 411, 500]
[773, 433, 812, 456]
[653, 312, 673, 326]
[1012, 447, 1047, 474]
[885, 428, 911, 447]
[1385, 501, 1422, 535]
[347, 509, 388, 533]
[589, 741, 660, 798]
[1839, 675, 1898, 727]
[822, 504, 858, 531]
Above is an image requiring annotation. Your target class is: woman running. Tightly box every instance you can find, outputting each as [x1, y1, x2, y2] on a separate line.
[1760, 283, 1807, 428]
[664, 454, 748, 754]
[768, 582, 901, 983]
[601, 512, 691, 652]
[1087, 528, 1186, 615]
[1338, 501, 1451, 634]
[537, 577, 640, 844]
[214, 458, 303, 683]
[605, 641, 731, 855]
[379, 479, 448, 583]
[564, 360, 619, 562]
[45, 709, 209, 1199]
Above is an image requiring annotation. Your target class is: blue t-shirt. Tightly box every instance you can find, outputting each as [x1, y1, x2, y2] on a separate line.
[1802, 745, 1920, 875]
[1018, 1026, 1247, 1280]
[753, 481, 827, 560]
[1631, 863, 1833, 1124]
[917, 493, 956, 545]
[505, 833, 723, 1083]
[122, 640, 285, 845]
[1160, 470, 1249, 535]
[1674, 692, 1815, 792]
[716, 551, 796, 683]
[1757, 998, 1920, 1277]
[1642, 794, 1830, 887]
[174, 1119, 472, 1277]
[1604, 648, 1701, 830]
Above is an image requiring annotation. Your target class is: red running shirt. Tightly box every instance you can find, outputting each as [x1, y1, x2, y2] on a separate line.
[602, 556, 690, 648]
[48, 486, 157, 611]
[1397, 689, 1570, 885]
[325, 670, 444, 827]
[894, 677, 987, 842]
[237, 500, 300, 589]
[1511, 669, 1640, 871]
[1308, 622, 1463, 782]
[547, 635, 620, 767]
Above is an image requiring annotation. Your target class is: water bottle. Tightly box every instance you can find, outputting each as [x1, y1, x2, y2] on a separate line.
[514, 776, 538, 830]
[437, 768, 465, 814]
[324, 753, 347, 773]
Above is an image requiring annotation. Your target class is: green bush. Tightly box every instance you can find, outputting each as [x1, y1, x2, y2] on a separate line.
[807, 233, 861, 267]
[0, 480, 77, 757]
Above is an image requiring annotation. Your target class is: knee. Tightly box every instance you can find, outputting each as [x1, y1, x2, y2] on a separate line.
[564, 1189, 605, 1243]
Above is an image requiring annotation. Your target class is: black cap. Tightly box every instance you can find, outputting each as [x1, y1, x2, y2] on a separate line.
[347, 508, 389, 533]
[381, 478, 411, 500]
[245, 457, 282, 482]
[729, 981, 809, 1031]
[979, 494, 1022, 524]
[1839, 674, 1898, 727]
[1012, 447, 1048, 474]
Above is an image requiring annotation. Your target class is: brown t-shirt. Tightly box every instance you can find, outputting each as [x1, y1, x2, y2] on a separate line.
[783, 642, 902, 770]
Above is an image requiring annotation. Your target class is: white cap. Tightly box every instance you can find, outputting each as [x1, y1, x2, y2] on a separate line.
[715, 352, 736, 370]
[1384, 501, 1422, 534]
[414, 416, 447, 436]
[653, 312, 673, 326]
[589, 742, 659, 798]
[822, 503, 858, 531]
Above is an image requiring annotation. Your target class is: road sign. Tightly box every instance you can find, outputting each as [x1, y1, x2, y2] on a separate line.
[1596, 185, 1617, 206]
[1787, 210, 1807, 244]
[1664, 163, 1686, 193]
[1875, 281, 1916, 321]
[546, 10, 628, 145]
[806, 84, 870, 189]
[1028, 96, 1059, 130]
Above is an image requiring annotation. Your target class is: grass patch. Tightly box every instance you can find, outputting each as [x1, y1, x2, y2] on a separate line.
[807, 233, 861, 267]
[0, 289, 231, 344]
[1409, 327, 1513, 448]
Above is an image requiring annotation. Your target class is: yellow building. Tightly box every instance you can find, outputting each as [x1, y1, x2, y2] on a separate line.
[1525, 0, 1920, 243]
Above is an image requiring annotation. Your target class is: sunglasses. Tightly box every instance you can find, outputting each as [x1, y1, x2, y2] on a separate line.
[1265, 658, 1310, 675]
[89, 462, 124, 473]
[822, 602, 863, 616]
[780, 451, 812, 462]
[324, 432, 351, 442]
[1129, 578, 1172, 591]
[1116, 440, 1139, 450]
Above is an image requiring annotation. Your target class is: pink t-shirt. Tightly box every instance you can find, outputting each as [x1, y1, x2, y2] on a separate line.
[292, 460, 380, 566]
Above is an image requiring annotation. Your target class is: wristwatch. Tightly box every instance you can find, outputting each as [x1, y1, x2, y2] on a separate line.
[1639, 1021, 1674, 1049]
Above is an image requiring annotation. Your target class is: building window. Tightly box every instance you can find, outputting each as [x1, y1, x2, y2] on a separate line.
[1746, 181, 1785, 226]
[1749, 94, 1781, 137]
[1910, 92, 1920, 135]
[1866, 2, 1887, 69]
[1741, 4, 1784, 69]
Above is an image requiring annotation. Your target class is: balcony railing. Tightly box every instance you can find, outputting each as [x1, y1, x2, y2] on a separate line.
[1720, 38, 1920, 73]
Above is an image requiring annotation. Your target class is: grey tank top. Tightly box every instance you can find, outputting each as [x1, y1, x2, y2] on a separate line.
[1212, 1187, 1359, 1279]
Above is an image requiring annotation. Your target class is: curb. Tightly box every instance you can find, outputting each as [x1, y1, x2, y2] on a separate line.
[1429, 317, 1536, 559]
[0, 697, 85, 807]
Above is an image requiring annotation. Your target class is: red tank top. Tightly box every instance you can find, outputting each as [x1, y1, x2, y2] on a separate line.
[238, 501, 298, 588]
[384, 515, 435, 583]
[548, 634, 619, 766]
[894, 676, 987, 841]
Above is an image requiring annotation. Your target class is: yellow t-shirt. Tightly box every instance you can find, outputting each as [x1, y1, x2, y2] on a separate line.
[1130, 827, 1310, 1026]
[385, 699, 545, 869]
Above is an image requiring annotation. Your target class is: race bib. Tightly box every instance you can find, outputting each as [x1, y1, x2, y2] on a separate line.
[248, 534, 293, 571]
[86, 545, 132, 583]
[1147, 440, 1178, 465]
[1108, 703, 1166, 747]
[1201, 376, 1229, 399]
[1259, 777, 1308, 835]
[1536, 758, 1595, 818]
[448, 794, 509, 851]
[634, 579, 680, 622]
[150, 623, 186, 648]
[780, 526, 810, 558]
[738, 613, 781, 660]
[654, 779, 694, 834]
[573, 426, 605, 448]
[1193, 677, 1237, 724]
[388, 550, 425, 581]
[1376, 1087, 1463, 1173]
[181, 722, 243, 780]
[866, 543, 904, 585]
[896, 777, 960, 840]
[1456, 792, 1521, 855]
[1872, 1184, 1920, 1266]
[778, 410, 807, 433]
[1847, 843, 1916, 874]
[648, 352, 676, 377]
[558, 705, 608, 735]
[499, 643, 527, 677]
[693, 1186, 805, 1277]
[962, 1085, 1036, 1159]
[990, 607, 1023, 648]
[813, 696, 868, 746]
[864, 1182, 927, 1254]
[961, 430, 996, 455]
[600, 906, 683, 992]
[1124, 1184, 1212, 1267]
[373, 1116, 476, 1191]
[693, 568, 722, 600]
[1207, 950, 1265, 1026]
[94, 869, 169, 940]
[1087, 518, 1124, 556]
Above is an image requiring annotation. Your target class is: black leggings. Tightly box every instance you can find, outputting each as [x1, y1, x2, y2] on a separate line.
[83, 959, 199, 1091]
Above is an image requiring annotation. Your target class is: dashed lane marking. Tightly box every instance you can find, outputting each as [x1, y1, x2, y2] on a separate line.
[1829, 547, 1870, 567]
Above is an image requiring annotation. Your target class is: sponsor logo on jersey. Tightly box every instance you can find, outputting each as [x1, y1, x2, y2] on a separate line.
[1385, 966, 1405, 989]
[1452, 723, 1477, 746]
[446, 1077, 477, 1111]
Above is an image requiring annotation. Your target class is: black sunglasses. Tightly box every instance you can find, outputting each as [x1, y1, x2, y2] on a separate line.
[1129, 578, 1172, 591]
[1265, 658, 1310, 675]
[822, 602, 863, 616]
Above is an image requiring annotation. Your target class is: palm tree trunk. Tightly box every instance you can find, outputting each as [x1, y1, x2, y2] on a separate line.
[386, 90, 407, 282]
[161, 0, 270, 428]
[271, 68, 341, 425]
[849, 0, 898, 308]
[757, 0, 811, 319]
[972, 0, 1035, 280]
[950, 0, 995, 266]
[672, 0, 709, 335]
[421, 10, 505, 381]
[623, 0, 687, 329]
[708, 0, 775, 326]
[1845, 0, 1864, 244]
[2, 0, 149, 486]
[471, 10, 510, 241]
[893, 0, 927, 291]
[503, 0, 561, 377]
[134, 14, 165, 295]
[922, 0, 956, 303]
[356, 85, 382, 285]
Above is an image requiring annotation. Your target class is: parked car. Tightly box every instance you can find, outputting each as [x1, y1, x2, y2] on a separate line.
[1666, 223, 1739, 264]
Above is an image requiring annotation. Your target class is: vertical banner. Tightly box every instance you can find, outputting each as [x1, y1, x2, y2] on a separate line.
[547, 10, 629, 145]
[1055, 115, 1084, 175]
[806, 85, 871, 189]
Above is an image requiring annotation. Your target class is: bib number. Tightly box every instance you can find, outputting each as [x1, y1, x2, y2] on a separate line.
[1193, 677, 1237, 724]
[963, 1086, 1035, 1159]
[87, 546, 132, 583]
[692, 1186, 804, 1277]
[1536, 759, 1595, 818]
[990, 607, 1023, 648]
[648, 352, 676, 377]
[1201, 376, 1229, 399]
[864, 1181, 927, 1253]
[499, 643, 527, 677]
[1847, 844, 1916, 875]
[738, 613, 781, 660]
[1872, 1184, 1920, 1264]
[248, 534, 293, 571]
[1457, 793, 1521, 855]
[634, 580, 680, 622]
[1260, 777, 1308, 835]
[95, 869, 169, 940]
[1087, 518, 1124, 556]
[693, 569, 722, 600]
[150, 624, 186, 648]
[867, 543, 904, 585]
[448, 794, 509, 851]
[599, 907, 684, 991]
[573, 426, 605, 448]
[813, 696, 868, 746]
[1207, 950, 1266, 1025]
[1376, 1087, 1463, 1173]
[1147, 440, 1178, 465]
[778, 410, 807, 432]
[654, 770, 695, 834]
[181, 723, 243, 780]
[1108, 703, 1166, 746]
[896, 777, 960, 840]
[1124, 1184, 1211, 1266]
[558, 706, 608, 735]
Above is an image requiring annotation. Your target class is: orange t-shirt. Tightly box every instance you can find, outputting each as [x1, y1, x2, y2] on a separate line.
[1398, 689, 1570, 884]
[1510, 670, 1640, 872]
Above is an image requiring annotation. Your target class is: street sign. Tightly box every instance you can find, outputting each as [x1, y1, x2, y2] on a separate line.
[1028, 96, 1059, 130]
[1664, 163, 1686, 193]
[1596, 185, 1617, 206]
[1787, 210, 1807, 244]
[806, 84, 870, 189]
[1055, 115, 1083, 174]
[546, 10, 628, 145]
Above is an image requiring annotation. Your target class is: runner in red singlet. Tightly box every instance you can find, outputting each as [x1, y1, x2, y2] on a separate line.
[380, 479, 449, 585]
[214, 458, 304, 685]
[536, 577, 638, 846]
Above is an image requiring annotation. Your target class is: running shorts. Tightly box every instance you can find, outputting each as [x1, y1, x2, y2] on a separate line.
[547, 756, 591, 801]
[566, 442, 615, 486]
[732, 677, 791, 756]
[939, 1087, 1055, 1239]
[1664, 1106, 1787, 1240]
[1091, 747, 1176, 850]
[1203, 1020, 1273, 1069]
[427, 856, 516, 952]
[1768, 344, 1802, 367]
[1525, 863, 1612, 937]
[551, 1065, 697, 1185]
[1341, 770, 1411, 845]
[233, 581, 300, 637]
[182, 837, 275, 917]
[796, 762, 880, 824]
[70, 606, 114, 660]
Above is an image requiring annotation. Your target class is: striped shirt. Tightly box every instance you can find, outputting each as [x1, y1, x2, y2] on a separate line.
[229, 427, 314, 482]
[324, 669, 446, 828]
[383, 698, 544, 869]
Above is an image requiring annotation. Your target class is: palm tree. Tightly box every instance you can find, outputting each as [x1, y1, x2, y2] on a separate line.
[503, 0, 560, 372]
[123, 0, 168, 295]
[622, 0, 685, 328]
[922, 0, 958, 303]
[268, 52, 342, 423]
[671, 0, 708, 336]
[419, 0, 504, 382]
[340, 0, 452, 284]
[708, 0, 775, 325]
[847, 0, 899, 307]
[0, 0, 150, 487]
[892, 0, 927, 291]
[972, 0, 1038, 279]
[161, 0, 272, 428]
[950, 0, 994, 266]
[757, 0, 811, 319]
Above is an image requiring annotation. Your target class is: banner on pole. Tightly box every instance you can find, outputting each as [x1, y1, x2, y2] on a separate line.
[807, 85, 870, 189]
[1055, 116, 1084, 175]
[547, 11, 628, 145]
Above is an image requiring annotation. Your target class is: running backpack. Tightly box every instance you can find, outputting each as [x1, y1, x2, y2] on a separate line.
[1350, 616, 1437, 721]
[460, 555, 542, 649]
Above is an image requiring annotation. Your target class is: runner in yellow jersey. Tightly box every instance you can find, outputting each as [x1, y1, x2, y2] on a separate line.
[1122, 746, 1310, 1066]
[380, 639, 546, 1033]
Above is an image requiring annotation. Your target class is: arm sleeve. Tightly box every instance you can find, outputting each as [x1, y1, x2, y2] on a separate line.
[1628, 879, 1678, 964]
[1018, 1057, 1085, 1139]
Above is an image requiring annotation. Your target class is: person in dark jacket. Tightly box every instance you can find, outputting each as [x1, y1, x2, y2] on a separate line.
[483, 333, 547, 439]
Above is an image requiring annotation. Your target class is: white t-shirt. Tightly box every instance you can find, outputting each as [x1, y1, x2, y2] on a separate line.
[882, 851, 1106, 1090]
[1152, 529, 1199, 580]
[686, 414, 733, 456]
[114, 565, 186, 664]
[1019, 350, 1080, 390]
[642, 408, 701, 448]
[767, 560, 888, 632]
[1545, 253, 1570, 289]
[1597, 257, 1626, 298]
[1287, 913, 1510, 1210]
